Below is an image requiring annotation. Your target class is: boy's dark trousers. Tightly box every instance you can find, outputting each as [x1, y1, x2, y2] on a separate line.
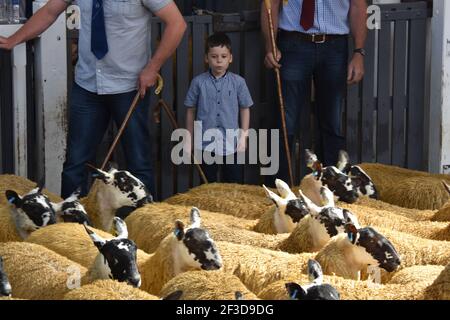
[200, 151, 243, 184]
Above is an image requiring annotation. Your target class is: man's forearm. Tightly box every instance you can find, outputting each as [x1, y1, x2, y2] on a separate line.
[350, 0, 368, 49]
[8, 0, 67, 46]
[261, 0, 280, 53]
[240, 108, 250, 133]
[146, 7, 186, 72]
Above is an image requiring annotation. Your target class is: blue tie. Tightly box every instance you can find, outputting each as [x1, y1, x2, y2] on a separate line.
[91, 0, 108, 60]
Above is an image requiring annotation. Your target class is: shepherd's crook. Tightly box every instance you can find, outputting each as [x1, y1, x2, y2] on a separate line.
[264, 0, 294, 187]
[100, 74, 164, 171]
[155, 99, 209, 185]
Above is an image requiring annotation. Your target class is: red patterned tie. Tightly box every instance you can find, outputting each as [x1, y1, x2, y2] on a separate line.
[300, 0, 315, 31]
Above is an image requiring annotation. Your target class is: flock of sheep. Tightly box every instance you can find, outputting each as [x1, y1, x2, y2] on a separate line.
[0, 150, 449, 300]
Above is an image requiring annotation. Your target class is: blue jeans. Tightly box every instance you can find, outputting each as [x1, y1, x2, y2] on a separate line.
[61, 82, 155, 198]
[277, 32, 348, 182]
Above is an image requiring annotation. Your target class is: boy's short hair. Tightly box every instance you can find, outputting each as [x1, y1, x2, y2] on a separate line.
[205, 33, 232, 54]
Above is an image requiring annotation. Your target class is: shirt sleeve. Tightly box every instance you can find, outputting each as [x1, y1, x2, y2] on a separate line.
[142, 0, 173, 13]
[184, 77, 199, 108]
[237, 77, 254, 108]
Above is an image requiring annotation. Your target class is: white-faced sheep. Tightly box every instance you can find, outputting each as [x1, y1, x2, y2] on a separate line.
[0, 256, 12, 297]
[159, 270, 259, 300]
[254, 179, 310, 234]
[28, 217, 143, 288]
[139, 208, 223, 295]
[336, 150, 378, 199]
[81, 165, 153, 231]
[285, 260, 340, 300]
[300, 149, 359, 206]
[3, 186, 58, 240]
[216, 223, 401, 295]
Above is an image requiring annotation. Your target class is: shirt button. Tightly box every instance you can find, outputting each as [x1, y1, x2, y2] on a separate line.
[217, 113, 220, 117]
[218, 90, 221, 92]
[217, 102, 220, 104]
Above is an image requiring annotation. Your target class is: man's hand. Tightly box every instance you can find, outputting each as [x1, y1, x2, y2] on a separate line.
[237, 130, 248, 153]
[264, 47, 282, 69]
[0, 36, 16, 51]
[347, 53, 365, 85]
[138, 67, 159, 99]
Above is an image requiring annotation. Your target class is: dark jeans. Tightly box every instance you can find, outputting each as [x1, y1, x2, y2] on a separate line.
[276, 32, 348, 183]
[61, 82, 155, 198]
[200, 152, 243, 184]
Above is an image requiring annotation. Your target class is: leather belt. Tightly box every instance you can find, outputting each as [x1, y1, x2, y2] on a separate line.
[279, 29, 348, 43]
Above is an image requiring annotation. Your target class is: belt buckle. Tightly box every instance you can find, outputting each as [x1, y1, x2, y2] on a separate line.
[312, 34, 326, 43]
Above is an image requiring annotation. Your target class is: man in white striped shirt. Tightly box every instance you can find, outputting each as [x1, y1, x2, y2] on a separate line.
[262, 0, 367, 181]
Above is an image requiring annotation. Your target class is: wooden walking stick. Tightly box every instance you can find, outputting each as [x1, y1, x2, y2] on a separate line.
[100, 74, 164, 171]
[264, 0, 294, 187]
[154, 99, 209, 184]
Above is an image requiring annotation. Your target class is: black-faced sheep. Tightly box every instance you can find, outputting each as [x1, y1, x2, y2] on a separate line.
[336, 150, 378, 199]
[285, 259, 340, 300]
[300, 149, 359, 206]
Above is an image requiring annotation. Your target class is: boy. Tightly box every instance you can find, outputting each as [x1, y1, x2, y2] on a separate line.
[185, 33, 253, 183]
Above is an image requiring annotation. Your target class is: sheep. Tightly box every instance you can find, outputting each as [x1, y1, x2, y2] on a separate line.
[388, 265, 445, 285]
[53, 188, 91, 226]
[300, 149, 359, 206]
[0, 174, 62, 206]
[159, 270, 259, 300]
[0, 256, 12, 297]
[336, 150, 378, 199]
[81, 165, 153, 232]
[139, 208, 223, 295]
[258, 265, 438, 300]
[431, 181, 450, 222]
[285, 259, 340, 300]
[4, 186, 58, 239]
[165, 192, 269, 220]
[216, 223, 401, 295]
[186, 182, 269, 200]
[359, 163, 450, 210]
[423, 263, 450, 300]
[254, 179, 310, 234]
[339, 200, 450, 241]
[27, 217, 143, 288]
[0, 241, 88, 300]
[124, 200, 355, 256]
[63, 280, 159, 300]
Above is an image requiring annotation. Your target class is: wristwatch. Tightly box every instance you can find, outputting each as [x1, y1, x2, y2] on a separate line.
[353, 48, 366, 56]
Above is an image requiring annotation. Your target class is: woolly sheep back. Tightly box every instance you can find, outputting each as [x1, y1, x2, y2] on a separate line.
[424, 264, 450, 300]
[432, 202, 450, 222]
[388, 265, 445, 285]
[0, 206, 21, 242]
[159, 270, 259, 300]
[0, 242, 87, 300]
[64, 280, 158, 300]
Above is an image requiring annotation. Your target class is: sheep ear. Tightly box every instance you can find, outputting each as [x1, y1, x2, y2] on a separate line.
[70, 187, 82, 199]
[235, 291, 244, 300]
[5, 190, 22, 208]
[345, 223, 358, 244]
[305, 149, 322, 173]
[285, 282, 306, 300]
[91, 168, 109, 183]
[336, 150, 349, 171]
[162, 290, 183, 300]
[275, 179, 295, 198]
[190, 207, 201, 228]
[84, 225, 106, 249]
[36, 179, 45, 194]
[263, 185, 285, 208]
[443, 181, 450, 195]
[174, 220, 185, 241]
[307, 259, 323, 284]
[113, 217, 128, 239]
[319, 186, 335, 207]
[105, 161, 119, 173]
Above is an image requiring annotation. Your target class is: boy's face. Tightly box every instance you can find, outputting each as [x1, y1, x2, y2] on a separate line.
[205, 45, 233, 76]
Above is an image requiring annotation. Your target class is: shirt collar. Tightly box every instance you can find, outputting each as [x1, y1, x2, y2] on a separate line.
[209, 69, 228, 80]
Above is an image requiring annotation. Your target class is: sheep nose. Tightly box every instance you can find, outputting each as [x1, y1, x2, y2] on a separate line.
[128, 275, 141, 288]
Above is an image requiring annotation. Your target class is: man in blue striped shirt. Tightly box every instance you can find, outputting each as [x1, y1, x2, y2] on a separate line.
[261, 0, 367, 180]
